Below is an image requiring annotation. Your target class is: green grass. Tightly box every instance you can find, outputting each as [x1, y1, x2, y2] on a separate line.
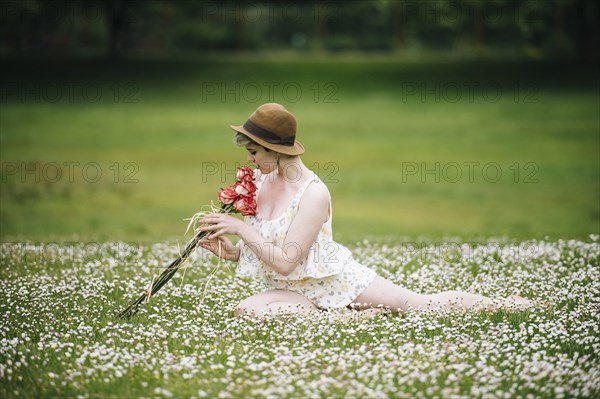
[1, 58, 598, 242]
[0, 237, 598, 398]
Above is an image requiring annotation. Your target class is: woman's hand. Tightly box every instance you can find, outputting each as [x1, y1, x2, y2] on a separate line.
[198, 213, 245, 239]
[198, 235, 239, 261]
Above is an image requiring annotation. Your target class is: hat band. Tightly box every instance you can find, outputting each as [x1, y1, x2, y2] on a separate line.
[243, 119, 295, 146]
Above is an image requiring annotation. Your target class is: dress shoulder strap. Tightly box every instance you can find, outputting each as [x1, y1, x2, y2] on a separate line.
[289, 172, 319, 209]
[254, 171, 268, 195]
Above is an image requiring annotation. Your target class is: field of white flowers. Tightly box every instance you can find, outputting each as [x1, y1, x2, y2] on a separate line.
[1, 236, 599, 398]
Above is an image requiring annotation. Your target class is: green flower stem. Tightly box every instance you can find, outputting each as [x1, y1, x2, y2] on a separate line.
[118, 204, 233, 319]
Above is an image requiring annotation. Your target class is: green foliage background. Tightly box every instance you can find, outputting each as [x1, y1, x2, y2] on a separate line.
[1, 58, 598, 242]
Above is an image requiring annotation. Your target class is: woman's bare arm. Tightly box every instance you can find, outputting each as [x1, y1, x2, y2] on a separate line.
[237, 182, 329, 275]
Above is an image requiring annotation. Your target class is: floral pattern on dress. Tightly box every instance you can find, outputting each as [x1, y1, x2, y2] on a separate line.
[236, 171, 376, 309]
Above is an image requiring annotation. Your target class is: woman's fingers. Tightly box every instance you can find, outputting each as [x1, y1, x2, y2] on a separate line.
[198, 214, 239, 240]
[198, 225, 213, 232]
[197, 240, 212, 250]
[198, 222, 222, 232]
[217, 235, 234, 248]
[198, 240, 221, 257]
[209, 228, 228, 240]
[199, 214, 230, 231]
[200, 213, 222, 224]
[198, 235, 234, 260]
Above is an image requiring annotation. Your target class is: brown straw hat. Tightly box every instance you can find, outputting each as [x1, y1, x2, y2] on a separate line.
[230, 103, 305, 156]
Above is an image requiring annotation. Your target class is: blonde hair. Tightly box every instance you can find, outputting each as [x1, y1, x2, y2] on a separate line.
[234, 132, 254, 146]
[233, 132, 272, 152]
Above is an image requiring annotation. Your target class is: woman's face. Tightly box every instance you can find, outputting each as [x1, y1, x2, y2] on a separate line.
[245, 143, 278, 174]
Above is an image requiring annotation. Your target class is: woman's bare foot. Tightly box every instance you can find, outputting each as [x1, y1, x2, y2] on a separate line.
[469, 295, 533, 312]
[504, 295, 534, 310]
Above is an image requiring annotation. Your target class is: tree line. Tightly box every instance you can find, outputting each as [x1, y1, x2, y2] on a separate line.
[1, 0, 598, 60]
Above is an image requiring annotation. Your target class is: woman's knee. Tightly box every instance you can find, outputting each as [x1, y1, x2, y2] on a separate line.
[234, 297, 262, 318]
[234, 289, 318, 318]
[233, 292, 287, 318]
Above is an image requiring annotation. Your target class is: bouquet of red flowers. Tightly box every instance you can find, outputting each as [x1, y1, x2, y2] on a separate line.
[118, 166, 257, 319]
[216, 166, 257, 216]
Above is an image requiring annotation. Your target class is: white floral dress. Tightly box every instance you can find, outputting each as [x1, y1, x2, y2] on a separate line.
[236, 171, 377, 309]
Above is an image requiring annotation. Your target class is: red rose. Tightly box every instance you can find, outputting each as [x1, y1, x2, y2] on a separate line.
[234, 182, 249, 196]
[236, 166, 255, 182]
[238, 180, 256, 197]
[234, 196, 257, 216]
[218, 186, 238, 204]
[217, 166, 257, 211]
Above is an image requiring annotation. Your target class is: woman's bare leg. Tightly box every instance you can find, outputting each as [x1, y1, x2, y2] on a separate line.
[352, 276, 530, 312]
[235, 289, 318, 319]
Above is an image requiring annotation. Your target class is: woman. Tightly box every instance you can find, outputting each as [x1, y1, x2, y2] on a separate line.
[198, 103, 531, 319]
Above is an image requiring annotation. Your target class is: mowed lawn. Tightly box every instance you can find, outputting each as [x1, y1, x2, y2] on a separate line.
[1, 58, 598, 243]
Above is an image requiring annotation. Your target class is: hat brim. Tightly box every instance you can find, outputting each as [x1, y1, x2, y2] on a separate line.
[230, 125, 305, 156]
